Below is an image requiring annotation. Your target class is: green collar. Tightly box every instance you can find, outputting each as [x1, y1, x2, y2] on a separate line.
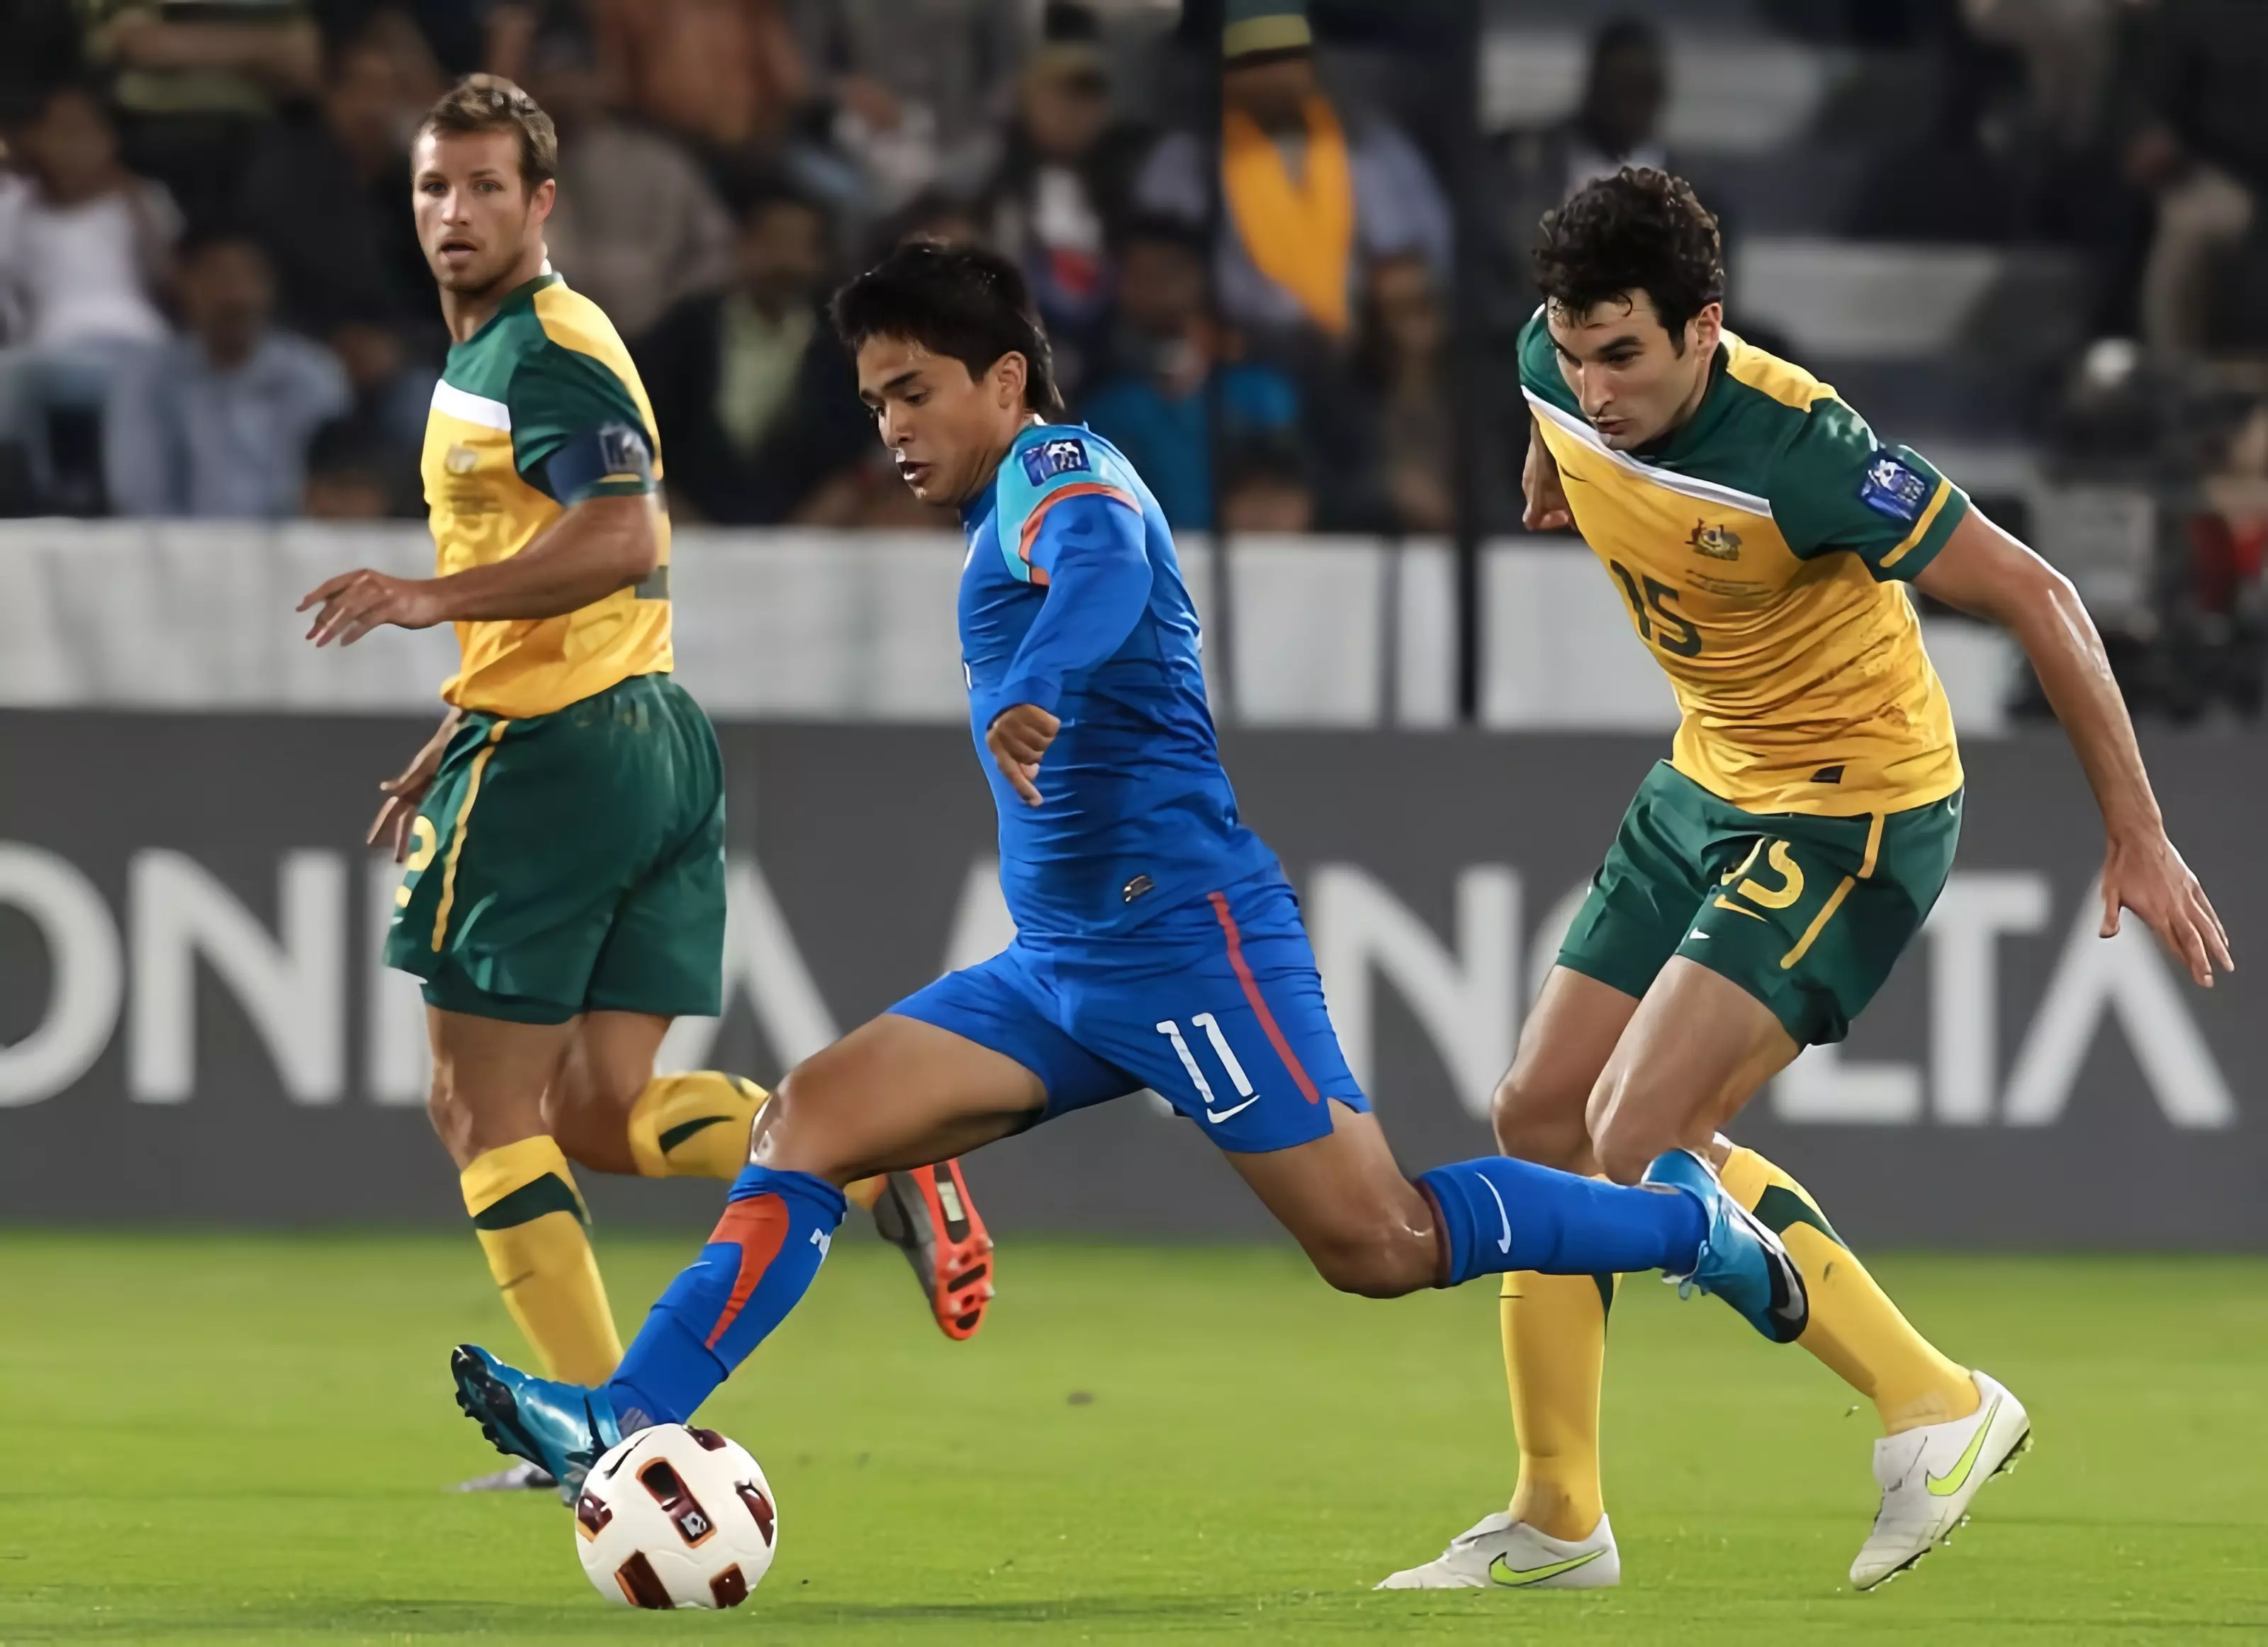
[456, 271, 561, 351]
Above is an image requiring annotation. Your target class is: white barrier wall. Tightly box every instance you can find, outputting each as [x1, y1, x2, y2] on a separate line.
[0, 521, 2014, 732]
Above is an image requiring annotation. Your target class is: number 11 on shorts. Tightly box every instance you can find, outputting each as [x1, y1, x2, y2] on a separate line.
[1155, 1014, 1260, 1123]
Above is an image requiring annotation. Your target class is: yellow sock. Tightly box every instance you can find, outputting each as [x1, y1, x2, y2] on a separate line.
[624, 1069, 885, 1205]
[460, 1135, 622, 1385]
[1501, 1269, 1615, 1541]
[1720, 1147, 1978, 1434]
[625, 1072, 767, 1179]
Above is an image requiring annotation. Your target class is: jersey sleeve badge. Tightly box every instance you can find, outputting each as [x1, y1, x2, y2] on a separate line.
[1020, 437, 1092, 485]
[1856, 451, 1932, 523]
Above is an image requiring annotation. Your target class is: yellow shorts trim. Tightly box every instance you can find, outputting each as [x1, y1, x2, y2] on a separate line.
[431, 720, 510, 952]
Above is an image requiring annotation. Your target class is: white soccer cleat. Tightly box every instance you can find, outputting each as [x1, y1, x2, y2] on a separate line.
[1851, 1369, 2031, 1590]
[1374, 1510, 1619, 1590]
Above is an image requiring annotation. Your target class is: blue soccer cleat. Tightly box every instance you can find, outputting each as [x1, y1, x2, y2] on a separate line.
[449, 1344, 623, 1505]
[1643, 1149, 1809, 1344]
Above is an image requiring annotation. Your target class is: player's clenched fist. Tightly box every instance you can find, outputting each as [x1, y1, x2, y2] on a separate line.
[986, 703, 1060, 808]
[299, 568, 448, 648]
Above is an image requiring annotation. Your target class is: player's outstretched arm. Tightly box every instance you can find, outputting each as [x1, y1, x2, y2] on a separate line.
[1914, 509, 2232, 986]
[298, 495, 660, 646]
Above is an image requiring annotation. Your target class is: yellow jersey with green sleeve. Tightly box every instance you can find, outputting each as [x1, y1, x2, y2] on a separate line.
[1518, 310, 1966, 816]
[421, 272, 672, 719]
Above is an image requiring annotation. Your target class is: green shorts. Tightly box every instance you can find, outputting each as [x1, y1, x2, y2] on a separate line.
[384, 673, 726, 1025]
[1558, 762, 1961, 1045]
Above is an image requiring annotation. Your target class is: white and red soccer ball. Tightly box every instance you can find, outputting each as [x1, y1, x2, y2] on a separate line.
[572, 1424, 778, 1609]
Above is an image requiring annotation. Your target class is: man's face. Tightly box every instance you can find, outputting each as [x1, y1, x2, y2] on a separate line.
[736, 201, 826, 312]
[1117, 238, 1203, 337]
[181, 242, 275, 359]
[855, 335, 1026, 508]
[1545, 289, 1719, 450]
[1022, 64, 1110, 159]
[327, 46, 404, 164]
[412, 128, 554, 296]
[1223, 55, 1315, 128]
[1588, 40, 1666, 155]
[27, 90, 116, 199]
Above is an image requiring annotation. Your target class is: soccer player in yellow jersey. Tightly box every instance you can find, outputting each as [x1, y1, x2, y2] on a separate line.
[298, 79, 994, 1495]
[1381, 169, 2232, 1592]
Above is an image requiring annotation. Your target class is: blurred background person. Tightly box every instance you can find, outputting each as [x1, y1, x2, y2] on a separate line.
[977, 1, 1150, 401]
[797, 0, 1022, 219]
[0, 82, 179, 515]
[635, 180, 869, 525]
[2118, 0, 2268, 355]
[79, 0, 322, 233]
[587, 0, 809, 201]
[520, 11, 736, 341]
[1354, 252, 1454, 536]
[1079, 213, 1298, 531]
[1134, 0, 1449, 355]
[235, 32, 434, 347]
[1215, 434, 1315, 534]
[104, 229, 346, 519]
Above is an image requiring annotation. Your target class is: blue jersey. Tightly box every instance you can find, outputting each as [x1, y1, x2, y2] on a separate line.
[958, 423, 1277, 937]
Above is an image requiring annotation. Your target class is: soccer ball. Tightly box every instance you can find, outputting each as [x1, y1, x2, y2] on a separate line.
[572, 1424, 779, 1609]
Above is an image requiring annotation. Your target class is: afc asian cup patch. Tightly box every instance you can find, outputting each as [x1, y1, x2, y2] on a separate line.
[596, 422, 652, 480]
[1020, 437, 1092, 485]
[1857, 451, 1932, 524]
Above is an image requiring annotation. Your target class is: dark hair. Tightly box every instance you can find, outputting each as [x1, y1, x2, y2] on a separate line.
[176, 225, 268, 269]
[1533, 167, 1724, 348]
[1113, 210, 1208, 262]
[831, 240, 1063, 415]
[418, 75, 558, 186]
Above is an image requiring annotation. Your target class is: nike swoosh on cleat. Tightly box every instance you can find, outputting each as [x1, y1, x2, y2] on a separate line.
[1489, 1548, 1605, 1587]
[1484, 1177, 1511, 1254]
[1926, 1395, 2003, 1497]
[1203, 1096, 1260, 1123]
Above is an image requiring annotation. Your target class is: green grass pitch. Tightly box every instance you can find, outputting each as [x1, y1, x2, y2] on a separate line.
[3, 1232, 2264, 1644]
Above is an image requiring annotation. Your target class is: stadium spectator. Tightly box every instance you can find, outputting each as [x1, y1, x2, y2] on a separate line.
[1133, 0, 1450, 350]
[588, 0, 810, 194]
[1079, 215, 1298, 530]
[104, 230, 347, 519]
[79, 0, 323, 232]
[321, 317, 432, 514]
[312, 0, 487, 78]
[300, 412, 398, 519]
[797, 0, 1024, 216]
[1216, 435, 1314, 534]
[979, 1, 1150, 400]
[634, 183, 870, 524]
[1357, 252, 1454, 536]
[522, 14, 736, 339]
[234, 35, 434, 342]
[1505, 16, 1671, 210]
[0, 84, 179, 514]
[2119, 0, 2268, 354]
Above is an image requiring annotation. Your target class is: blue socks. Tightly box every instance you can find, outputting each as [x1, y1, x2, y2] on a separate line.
[605, 1164, 848, 1429]
[1417, 1156, 1707, 1288]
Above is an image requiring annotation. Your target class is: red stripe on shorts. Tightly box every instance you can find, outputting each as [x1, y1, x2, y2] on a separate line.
[703, 1194, 790, 1349]
[1208, 890, 1321, 1103]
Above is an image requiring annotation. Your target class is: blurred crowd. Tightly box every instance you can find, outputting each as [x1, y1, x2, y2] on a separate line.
[3, 0, 2268, 716]
[0, 0, 1473, 536]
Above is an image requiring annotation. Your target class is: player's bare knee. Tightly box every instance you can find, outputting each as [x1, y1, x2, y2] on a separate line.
[1491, 1069, 1590, 1168]
[1308, 1225, 1432, 1299]
[425, 1067, 478, 1163]
[1590, 1106, 1671, 1186]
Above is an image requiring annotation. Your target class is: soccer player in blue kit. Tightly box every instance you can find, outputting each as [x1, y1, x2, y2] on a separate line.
[449, 241, 1811, 1502]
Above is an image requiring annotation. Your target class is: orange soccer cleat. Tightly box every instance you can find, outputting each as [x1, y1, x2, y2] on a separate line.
[868, 1161, 994, 1340]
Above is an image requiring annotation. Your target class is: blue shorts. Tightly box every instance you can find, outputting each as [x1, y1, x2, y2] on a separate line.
[888, 871, 1368, 1154]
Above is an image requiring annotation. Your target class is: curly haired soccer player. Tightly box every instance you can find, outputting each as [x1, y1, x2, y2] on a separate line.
[444, 238, 1823, 1507]
[1378, 168, 2231, 1595]
[298, 79, 994, 1496]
